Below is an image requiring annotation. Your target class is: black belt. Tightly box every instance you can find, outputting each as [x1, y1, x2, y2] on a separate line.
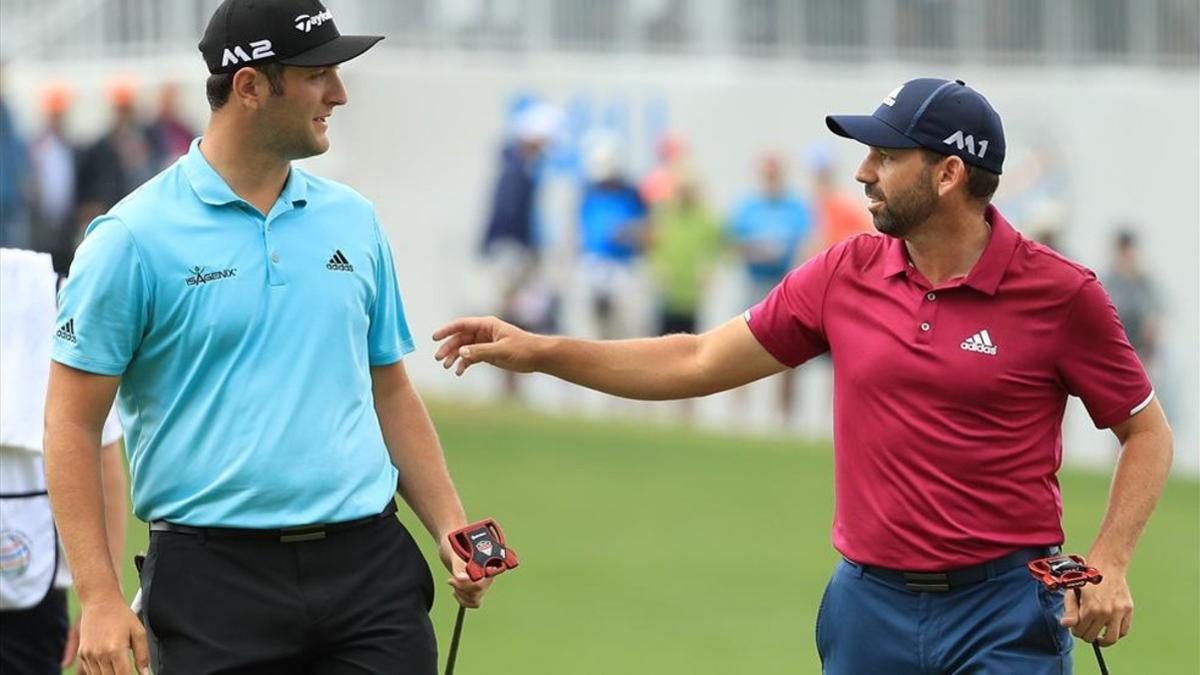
[850, 546, 1061, 592]
[149, 500, 397, 543]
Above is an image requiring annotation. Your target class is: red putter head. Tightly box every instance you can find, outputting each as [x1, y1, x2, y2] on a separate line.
[448, 519, 520, 582]
[1027, 554, 1103, 593]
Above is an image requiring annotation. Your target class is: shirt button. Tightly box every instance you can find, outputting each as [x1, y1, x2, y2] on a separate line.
[271, 252, 280, 263]
[926, 292, 936, 301]
[920, 322, 931, 331]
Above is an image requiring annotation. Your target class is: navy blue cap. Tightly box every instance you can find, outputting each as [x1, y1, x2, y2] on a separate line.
[826, 78, 1005, 175]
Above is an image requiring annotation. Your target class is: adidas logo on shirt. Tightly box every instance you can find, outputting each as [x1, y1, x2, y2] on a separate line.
[960, 329, 997, 356]
[56, 319, 78, 344]
[326, 250, 354, 272]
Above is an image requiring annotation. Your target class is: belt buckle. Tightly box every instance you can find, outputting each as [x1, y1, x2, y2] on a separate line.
[903, 572, 950, 592]
[279, 526, 326, 543]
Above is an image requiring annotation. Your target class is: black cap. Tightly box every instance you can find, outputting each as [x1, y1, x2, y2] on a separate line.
[199, 0, 383, 75]
[826, 78, 1006, 174]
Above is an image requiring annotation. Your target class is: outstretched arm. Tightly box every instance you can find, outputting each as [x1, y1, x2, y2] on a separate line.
[432, 314, 789, 400]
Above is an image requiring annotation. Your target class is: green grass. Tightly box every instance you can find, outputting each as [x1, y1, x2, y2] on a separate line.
[83, 401, 1197, 674]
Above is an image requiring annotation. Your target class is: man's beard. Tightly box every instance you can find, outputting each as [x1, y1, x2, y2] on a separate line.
[868, 170, 937, 237]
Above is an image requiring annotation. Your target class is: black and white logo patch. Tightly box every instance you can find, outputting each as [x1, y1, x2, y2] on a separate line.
[185, 265, 238, 287]
[55, 318, 77, 344]
[326, 250, 354, 272]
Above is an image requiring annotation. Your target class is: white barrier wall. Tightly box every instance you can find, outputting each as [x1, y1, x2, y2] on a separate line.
[5, 52, 1197, 473]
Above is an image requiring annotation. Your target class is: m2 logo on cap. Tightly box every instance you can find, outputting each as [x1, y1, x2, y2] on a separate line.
[943, 130, 989, 159]
[882, 85, 904, 107]
[222, 40, 275, 67]
[294, 10, 333, 32]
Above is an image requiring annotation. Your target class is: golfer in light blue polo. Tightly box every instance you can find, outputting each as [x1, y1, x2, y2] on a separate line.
[43, 1, 488, 673]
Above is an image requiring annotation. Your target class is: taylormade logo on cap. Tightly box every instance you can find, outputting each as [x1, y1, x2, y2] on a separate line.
[826, 77, 1006, 174]
[294, 10, 333, 32]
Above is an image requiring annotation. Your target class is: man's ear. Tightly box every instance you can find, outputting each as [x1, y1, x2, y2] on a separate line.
[231, 67, 263, 110]
[936, 155, 968, 198]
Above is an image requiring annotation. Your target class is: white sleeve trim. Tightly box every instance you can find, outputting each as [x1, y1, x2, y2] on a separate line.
[1129, 389, 1155, 416]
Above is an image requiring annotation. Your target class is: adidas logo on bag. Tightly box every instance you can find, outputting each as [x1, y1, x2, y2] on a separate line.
[326, 250, 354, 272]
[960, 329, 997, 356]
[56, 319, 78, 344]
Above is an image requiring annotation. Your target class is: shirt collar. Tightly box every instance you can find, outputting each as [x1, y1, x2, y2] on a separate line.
[881, 204, 1019, 295]
[963, 205, 1019, 295]
[183, 137, 308, 209]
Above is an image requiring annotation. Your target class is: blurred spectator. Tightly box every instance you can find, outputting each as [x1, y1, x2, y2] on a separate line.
[480, 101, 562, 397]
[808, 144, 871, 250]
[146, 82, 197, 170]
[28, 83, 78, 274]
[640, 133, 686, 206]
[728, 152, 813, 424]
[578, 136, 649, 339]
[649, 169, 722, 338]
[729, 152, 813, 301]
[1104, 228, 1163, 369]
[74, 76, 154, 237]
[0, 73, 31, 249]
[996, 142, 1070, 252]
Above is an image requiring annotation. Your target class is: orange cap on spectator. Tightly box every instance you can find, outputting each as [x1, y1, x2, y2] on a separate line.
[41, 82, 73, 114]
[106, 75, 138, 107]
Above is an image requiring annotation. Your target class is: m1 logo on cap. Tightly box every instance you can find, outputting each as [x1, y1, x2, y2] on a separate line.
[295, 9, 333, 32]
[221, 40, 275, 67]
[943, 130, 989, 159]
[882, 85, 904, 107]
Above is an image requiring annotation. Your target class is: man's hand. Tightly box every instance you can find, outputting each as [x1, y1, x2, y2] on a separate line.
[438, 536, 493, 609]
[433, 317, 540, 376]
[1061, 563, 1133, 647]
[77, 596, 150, 675]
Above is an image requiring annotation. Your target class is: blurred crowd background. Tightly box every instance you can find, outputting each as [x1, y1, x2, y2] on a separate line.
[1, 0, 1197, 474]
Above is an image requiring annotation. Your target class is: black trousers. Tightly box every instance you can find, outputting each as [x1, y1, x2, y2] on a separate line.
[140, 511, 437, 674]
[0, 589, 68, 675]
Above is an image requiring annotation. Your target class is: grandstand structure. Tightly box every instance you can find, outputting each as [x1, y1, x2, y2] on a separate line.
[2, 0, 1198, 68]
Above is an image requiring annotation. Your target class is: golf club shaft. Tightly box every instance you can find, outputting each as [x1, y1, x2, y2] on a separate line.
[444, 605, 466, 675]
[1093, 641, 1109, 675]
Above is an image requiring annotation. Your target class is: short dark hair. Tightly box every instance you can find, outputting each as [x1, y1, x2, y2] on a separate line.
[205, 63, 286, 110]
[920, 149, 1000, 204]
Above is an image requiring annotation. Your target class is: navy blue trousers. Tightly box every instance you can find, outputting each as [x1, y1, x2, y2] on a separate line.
[817, 559, 1073, 674]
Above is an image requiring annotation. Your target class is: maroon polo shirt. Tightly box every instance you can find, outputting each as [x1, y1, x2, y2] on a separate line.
[746, 206, 1153, 571]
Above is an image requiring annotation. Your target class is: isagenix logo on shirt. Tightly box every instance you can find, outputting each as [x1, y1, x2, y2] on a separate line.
[185, 265, 238, 287]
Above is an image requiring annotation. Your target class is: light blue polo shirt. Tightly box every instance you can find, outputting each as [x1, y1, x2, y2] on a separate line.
[52, 138, 414, 528]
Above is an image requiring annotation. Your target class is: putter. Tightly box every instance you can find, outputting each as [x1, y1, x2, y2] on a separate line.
[443, 519, 519, 675]
[1028, 554, 1109, 675]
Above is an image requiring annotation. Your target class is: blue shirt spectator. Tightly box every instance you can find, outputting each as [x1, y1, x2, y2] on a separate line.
[579, 180, 647, 262]
[729, 192, 813, 283]
[482, 142, 539, 252]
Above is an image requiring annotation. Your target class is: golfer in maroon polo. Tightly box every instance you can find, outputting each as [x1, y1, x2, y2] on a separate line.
[432, 78, 1173, 673]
